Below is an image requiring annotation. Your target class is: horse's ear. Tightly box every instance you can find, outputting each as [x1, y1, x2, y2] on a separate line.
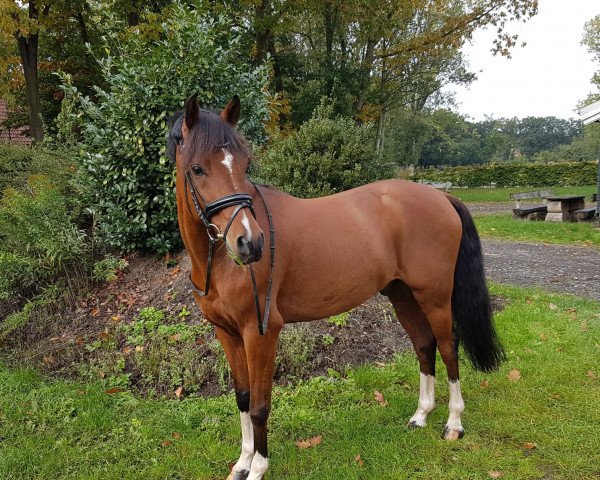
[184, 93, 200, 131]
[221, 95, 240, 127]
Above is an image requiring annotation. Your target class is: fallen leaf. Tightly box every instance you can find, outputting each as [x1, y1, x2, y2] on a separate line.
[524, 348, 534, 354]
[161, 440, 173, 447]
[168, 333, 182, 342]
[175, 386, 184, 398]
[100, 330, 109, 340]
[526, 299, 533, 305]
[586, 371, 597, 379]
[97, 370, 106, 379]
[374, 390, 388, 407]
[374, 361, 387, 368]
[122, 346, 133, 355]
[169, 266, 181, 279]
[581, 321, 589, 332]
[480, 380, 489, 388]
[539, 333, 547, 341]
[91, 306, 100, 317]
[172, 432, 182, 440]
[354, 454, 364, 466]
[295, 435, 322, 449]
[468, 443, 481, 451]
[548, 303, 558, 311]
[508, 369, 521, 382]
[135, 345, 144, 352]
[489, 471, 502, 478]
[105, 387, 124, 395]
[523, 442, 537, 450]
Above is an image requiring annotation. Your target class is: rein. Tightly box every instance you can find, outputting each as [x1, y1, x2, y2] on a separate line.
[184, 171, 275, 335]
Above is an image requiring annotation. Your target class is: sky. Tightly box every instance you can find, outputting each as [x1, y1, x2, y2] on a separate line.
[446, 0, 600, 121]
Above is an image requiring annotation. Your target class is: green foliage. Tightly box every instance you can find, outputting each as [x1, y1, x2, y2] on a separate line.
[258, 105, 395, 198]
[276, 324, 317, 378]
[64, 2, 269, 253]
[327, 311, 350, 328]
[0, 144, 75, 195]
[1, 285, 599, 479]
[93, 256, 129, 283]
[0, 176, 88, 321]
[413, 160, 598, 188]
[321, 333, 335, 346]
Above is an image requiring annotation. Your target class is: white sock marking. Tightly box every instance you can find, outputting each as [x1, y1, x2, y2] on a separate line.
[409, 372, 435, 427]
[221, 148, 234, 174]
[247, 452, 268, 480]
[446, 379, 465, 431]
[231, 412, 254, 474]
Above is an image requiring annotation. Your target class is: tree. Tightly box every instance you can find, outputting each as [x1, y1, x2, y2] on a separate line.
[582, 14, 600, 105]
[63, 3, 270, 253]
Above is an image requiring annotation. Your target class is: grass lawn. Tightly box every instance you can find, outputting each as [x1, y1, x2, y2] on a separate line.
[1, 284, 599, 479]
[453, 185, 597, 203]
[475, 214, 600, 247]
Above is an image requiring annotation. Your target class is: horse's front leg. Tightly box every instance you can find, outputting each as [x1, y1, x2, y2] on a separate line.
[215, 326, 253, 480]
[243, 320, 283, 480]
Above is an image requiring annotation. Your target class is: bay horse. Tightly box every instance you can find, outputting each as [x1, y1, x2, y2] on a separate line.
[169, 94, 505, 480]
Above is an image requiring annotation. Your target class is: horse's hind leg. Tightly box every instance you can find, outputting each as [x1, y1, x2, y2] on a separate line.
[383, 281, 437, 428]
[412, 290, 465, 441]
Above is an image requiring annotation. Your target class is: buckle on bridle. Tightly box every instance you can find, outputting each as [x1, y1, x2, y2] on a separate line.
[206, 223, 222, 241]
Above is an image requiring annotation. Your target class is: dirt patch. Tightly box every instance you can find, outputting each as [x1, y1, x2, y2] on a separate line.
[2, 251, 507, 398]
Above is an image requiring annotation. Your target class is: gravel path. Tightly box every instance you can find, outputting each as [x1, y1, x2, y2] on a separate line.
[482, 238, 600, 301]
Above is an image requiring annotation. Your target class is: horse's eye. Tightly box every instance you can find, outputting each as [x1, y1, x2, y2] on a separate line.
[191, 165, 204, 176]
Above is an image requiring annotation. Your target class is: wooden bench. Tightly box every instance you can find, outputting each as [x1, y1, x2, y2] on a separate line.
[509, 190, 553, 220]
[574, 207, 597, 222]
[431, 182, 452, 192]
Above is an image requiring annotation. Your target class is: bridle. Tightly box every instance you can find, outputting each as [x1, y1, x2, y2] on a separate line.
[181, 145, 275, 336]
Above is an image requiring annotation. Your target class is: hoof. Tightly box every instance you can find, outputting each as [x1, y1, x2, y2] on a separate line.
[441, 426, 464, 441]
[408, 420, 425, 429]
[227, 470, 249, 480]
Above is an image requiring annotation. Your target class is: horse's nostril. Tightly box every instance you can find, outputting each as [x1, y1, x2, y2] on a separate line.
[237, 236, 249, 250]
[258, 233, 265, 250]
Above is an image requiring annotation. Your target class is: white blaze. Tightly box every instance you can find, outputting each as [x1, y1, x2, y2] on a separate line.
[222, 148, 234, 174]
[241, 211, 253, 241]
[408, 372, 435, 427]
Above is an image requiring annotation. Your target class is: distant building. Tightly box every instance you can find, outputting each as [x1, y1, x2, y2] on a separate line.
[0, 99, 32, 145]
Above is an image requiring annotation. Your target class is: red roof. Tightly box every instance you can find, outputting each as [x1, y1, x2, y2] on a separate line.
[0, 99, 32, 145]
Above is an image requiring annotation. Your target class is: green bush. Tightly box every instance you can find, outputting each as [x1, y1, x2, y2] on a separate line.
[0, 176, 89, 331]
[257, 105, 395, 198]
[412, 160, 599, 188]
[0, 144, 75, 196]
[61, 2, 269, 253]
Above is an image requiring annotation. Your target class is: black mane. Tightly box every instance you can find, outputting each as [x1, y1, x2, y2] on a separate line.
[167, 109, 253, 167]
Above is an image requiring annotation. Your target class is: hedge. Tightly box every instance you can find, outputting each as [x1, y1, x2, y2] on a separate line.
[411, 161, 599, 188]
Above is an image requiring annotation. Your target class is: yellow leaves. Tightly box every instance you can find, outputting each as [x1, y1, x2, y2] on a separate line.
[174, 386, 183, 398]
[374, 390, 388, 407]
[508, 369, 521, 382]
[354, 454, 364, 467]
[295, 435, 322, 449]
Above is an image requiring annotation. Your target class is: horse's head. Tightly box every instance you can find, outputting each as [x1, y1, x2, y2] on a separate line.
[171, 94, 264, 265]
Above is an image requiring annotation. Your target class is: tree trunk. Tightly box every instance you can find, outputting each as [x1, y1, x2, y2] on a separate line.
[355, 38, 377, 117]
[322, 1, 337, 95]
[16, 34, 43, 142]
[254, 1, 283, 97]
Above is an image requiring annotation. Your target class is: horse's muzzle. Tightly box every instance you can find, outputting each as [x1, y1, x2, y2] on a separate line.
[236, 233, 264, 264]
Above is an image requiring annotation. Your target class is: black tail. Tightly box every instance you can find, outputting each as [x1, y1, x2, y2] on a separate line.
[447, 196, 506, 372]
